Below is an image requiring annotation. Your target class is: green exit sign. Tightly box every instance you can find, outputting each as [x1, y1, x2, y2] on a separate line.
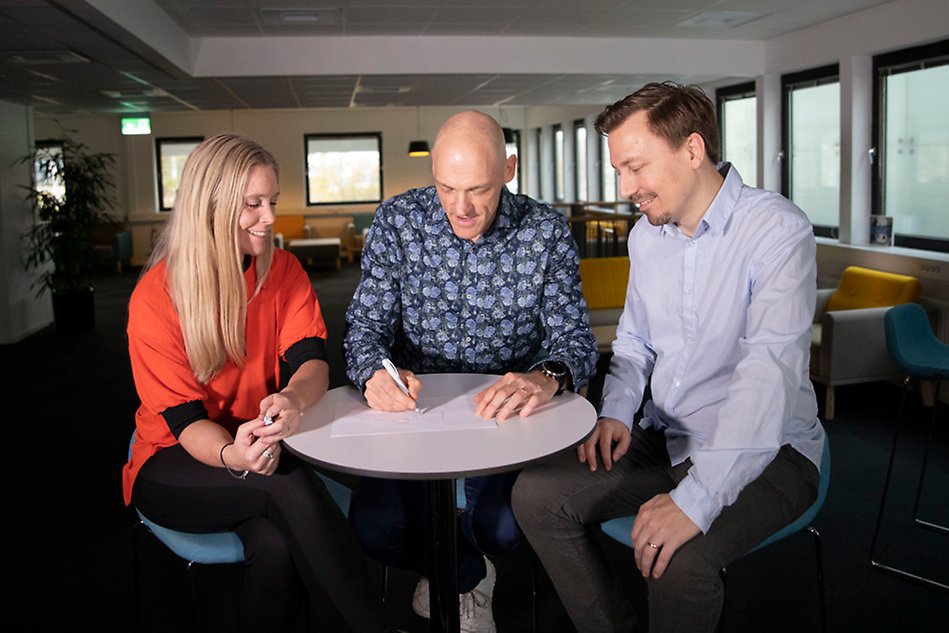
[121, 117, 151, 135]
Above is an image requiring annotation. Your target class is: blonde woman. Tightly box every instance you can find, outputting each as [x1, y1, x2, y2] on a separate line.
[123, 134, 393, 632]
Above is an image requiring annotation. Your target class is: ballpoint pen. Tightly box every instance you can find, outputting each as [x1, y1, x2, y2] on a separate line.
[382, 358, 421, 414]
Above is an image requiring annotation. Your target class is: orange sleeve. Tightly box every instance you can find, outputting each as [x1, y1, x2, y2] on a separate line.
[127, 264, 208, 419]
[274, 250, 328, 357]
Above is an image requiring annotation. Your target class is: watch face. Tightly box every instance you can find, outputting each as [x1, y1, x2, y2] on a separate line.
[543, 360, 567, 376]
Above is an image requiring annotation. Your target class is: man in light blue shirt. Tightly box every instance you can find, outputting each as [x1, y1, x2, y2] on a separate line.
[513, 82, 826, 633]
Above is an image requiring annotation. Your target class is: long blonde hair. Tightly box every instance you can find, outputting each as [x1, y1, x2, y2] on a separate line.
[146, 133, 278, 383]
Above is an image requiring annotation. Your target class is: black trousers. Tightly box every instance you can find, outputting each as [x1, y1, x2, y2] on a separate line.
[132, 445, 389, 633]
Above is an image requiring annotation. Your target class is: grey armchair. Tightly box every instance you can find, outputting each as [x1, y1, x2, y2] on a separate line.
[809, 266, 921, 420]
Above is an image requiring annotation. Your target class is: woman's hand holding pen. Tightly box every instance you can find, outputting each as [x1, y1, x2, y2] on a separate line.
[226, 420, 281, 476]
[365, 365, 422, 412]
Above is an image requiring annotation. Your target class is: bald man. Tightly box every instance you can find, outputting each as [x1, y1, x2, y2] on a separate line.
[343, 111, 598, 631]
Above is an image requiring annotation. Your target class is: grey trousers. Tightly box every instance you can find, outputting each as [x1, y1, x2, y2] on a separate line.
[512, 424, 818, 633]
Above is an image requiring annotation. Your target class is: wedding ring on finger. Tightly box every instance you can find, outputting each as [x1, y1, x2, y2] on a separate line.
[647, 542, 659, 549]
[517, 387, 532, 397]
[263, 449, 275, 461]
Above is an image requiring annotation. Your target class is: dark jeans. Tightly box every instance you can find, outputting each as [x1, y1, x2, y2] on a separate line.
[512, 425, 819, 633]
[132, 444, 390, 633]
[349, 472, 523, 593]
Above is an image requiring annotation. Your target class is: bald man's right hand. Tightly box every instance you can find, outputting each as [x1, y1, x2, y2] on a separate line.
[364, 367, 422, 412]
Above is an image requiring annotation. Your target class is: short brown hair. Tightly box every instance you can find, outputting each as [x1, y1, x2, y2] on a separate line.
[595, 81, 721, 164]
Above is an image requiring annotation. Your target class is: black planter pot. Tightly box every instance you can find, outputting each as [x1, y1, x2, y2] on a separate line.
[52, 286, 95, 334]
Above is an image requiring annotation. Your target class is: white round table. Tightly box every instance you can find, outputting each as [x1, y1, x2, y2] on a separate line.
[284, 373, 597, 633]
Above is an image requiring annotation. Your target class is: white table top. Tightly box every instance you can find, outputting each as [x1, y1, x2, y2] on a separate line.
[284, 373, 597, 479]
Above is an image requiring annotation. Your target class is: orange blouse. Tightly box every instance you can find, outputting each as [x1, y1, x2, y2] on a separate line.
[122, 249, 326, 505]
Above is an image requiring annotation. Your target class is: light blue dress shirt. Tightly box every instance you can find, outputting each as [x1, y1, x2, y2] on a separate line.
[600, 164, 825, 533]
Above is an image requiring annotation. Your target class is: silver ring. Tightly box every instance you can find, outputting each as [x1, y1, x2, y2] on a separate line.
[647, 542, 659, 549]
[263, 449, 274, 460]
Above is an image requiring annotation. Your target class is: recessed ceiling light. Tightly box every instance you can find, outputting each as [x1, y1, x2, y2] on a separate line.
[258, 8, 339, 25]
[677, 11, 761, 28]
[101, 89, 168, 99]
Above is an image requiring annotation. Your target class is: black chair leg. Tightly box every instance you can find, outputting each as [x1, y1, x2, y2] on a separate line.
[912, 379, 948, 534]
[870, 376, 949, 590]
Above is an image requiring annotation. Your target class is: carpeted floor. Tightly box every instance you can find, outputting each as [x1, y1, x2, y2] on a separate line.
[7, 261, 947, 632]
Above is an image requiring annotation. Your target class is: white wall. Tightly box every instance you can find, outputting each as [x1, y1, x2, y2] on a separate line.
[0, 99, 53, 342]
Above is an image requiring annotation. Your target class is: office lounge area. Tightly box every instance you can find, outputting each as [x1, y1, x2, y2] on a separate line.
[2, 1, 948, 631]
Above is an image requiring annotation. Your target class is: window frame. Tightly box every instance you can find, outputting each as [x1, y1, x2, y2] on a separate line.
[781, 64, 840, 238]
[872, 38, 949, 252]
[304, 132, 384, 207]
[156, 136, 203, 212]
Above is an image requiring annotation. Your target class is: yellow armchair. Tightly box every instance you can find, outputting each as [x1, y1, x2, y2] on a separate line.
[811, 266, 921, 420]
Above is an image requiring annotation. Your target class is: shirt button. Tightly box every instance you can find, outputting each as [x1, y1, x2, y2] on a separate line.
[673, 379, 680, 387]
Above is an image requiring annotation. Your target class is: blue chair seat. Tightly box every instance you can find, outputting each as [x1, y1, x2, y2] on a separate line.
[600, 434, 830, 632]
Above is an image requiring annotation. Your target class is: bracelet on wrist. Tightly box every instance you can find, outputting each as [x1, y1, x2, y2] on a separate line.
[220, 441, 248, 480]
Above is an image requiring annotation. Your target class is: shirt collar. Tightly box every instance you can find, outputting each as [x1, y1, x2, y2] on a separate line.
[657, 161, 741, 239]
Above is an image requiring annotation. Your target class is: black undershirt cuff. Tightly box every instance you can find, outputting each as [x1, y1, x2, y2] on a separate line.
[160, 337, 326, 437]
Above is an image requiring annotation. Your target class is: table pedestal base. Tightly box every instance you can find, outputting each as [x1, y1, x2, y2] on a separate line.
[429, 478, 460, 633]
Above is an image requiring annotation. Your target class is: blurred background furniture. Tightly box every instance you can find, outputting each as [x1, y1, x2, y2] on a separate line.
[869, 302, 949, 590]
[93, 221, 132, 273]
[272, 214, 312, 249]
[599, 434, 831, 632]
[578, 256, 629, 353]
[810, 266, 921, 420]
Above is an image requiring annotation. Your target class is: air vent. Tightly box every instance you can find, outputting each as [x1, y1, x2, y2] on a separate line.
[258, 8, 339, 25]
[9, 50, 89, 65]
[677, 12, 761, 28]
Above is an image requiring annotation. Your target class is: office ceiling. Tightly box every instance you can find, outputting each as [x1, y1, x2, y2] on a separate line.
[0, 0, 891, 114]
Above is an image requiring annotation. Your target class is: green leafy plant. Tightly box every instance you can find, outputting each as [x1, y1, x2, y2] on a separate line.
[20, 133, 117, 295]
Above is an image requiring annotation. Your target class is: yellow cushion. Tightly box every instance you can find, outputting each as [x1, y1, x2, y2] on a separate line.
[579, 256, 629, 310]
[825, 266, 921, 312]
[272, 215, 306, 241]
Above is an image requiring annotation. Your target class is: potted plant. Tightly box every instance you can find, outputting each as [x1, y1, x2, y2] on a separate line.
[20, 132, 117, 334]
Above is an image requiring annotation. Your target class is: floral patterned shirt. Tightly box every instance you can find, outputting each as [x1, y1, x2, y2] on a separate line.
[344, 185, 598, 392]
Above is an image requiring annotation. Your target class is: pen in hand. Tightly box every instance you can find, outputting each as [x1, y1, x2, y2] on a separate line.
[381, 358, 421, 414]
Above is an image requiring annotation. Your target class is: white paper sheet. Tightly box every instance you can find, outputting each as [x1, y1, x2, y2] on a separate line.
[329, 394, 498, 437]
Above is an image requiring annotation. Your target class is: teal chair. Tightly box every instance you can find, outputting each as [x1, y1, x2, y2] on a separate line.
[600, 434, 830, 632]
[870, 303, 949, 590]
[129, 432, 351, 630]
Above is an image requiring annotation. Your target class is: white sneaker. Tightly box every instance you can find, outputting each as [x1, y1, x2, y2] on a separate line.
[411, 576, 431, 619]
[411, 558, 497, 633]
[460, 558, 496, 633]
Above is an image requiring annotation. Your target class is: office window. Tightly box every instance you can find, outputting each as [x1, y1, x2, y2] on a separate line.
[34, 141, 65, 201]
[505, 129, 520, 195]
[600, 133, 617, 201]
[574, 120, 588, 202]
[873, 39, 949, 251]
[157, 137, 202, 211]
[553, 124, 565, 201]
[782, 66, 840, 234]
[305, 133, 382, 205]
[717, 82, 757, 187]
